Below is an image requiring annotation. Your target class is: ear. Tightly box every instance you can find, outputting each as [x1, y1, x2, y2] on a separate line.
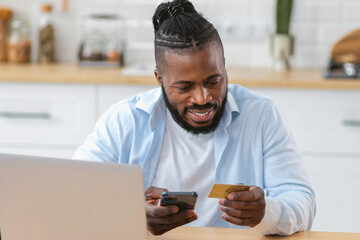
[154, 68, 162, 87]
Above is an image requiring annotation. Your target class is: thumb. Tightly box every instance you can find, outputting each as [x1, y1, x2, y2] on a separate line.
[145, 186, 168, 200]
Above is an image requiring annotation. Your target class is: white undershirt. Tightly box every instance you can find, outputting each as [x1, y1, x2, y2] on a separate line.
[152, 110, 221, 227]
[152, 110, 281, 232]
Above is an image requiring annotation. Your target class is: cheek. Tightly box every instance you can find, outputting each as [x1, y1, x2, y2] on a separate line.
[168, 92, 189, 110]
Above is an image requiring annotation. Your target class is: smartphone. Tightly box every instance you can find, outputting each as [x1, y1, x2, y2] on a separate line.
[160, 191, 198, 211]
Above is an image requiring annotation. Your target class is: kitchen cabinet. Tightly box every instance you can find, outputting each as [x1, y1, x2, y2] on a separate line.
[0, 83, 96, 158]
[302, 154, 360, 233]
[98, 84, 155, 116]
[252, 88, 360, 233]
[252, 89, 360, 154]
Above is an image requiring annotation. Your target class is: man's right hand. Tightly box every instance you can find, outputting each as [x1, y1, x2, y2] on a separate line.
[145, 186, 198, 235]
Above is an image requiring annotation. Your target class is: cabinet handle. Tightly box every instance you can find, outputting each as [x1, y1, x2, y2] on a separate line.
[0, 111, 51, 119]
[342, 120, 360, 127]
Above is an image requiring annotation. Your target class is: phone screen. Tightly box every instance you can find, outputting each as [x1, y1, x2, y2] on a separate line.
[160, 191, 198, 211]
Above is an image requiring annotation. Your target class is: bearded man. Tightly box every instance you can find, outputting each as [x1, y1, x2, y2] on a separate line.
[74, 0, 315, 236]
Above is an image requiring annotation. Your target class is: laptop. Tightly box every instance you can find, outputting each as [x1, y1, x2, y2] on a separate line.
[0, 153, 147, 240]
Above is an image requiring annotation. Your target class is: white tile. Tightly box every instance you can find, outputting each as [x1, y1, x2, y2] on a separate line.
[292, 24, 317, 44]
[201, 2, 251, 22]
[292, 44, 329, 68]
[118, 2, 158, 20]
[250, 41, 272, 68]
[344, 3, 360, 22]
[292, 1, 317, 23]
[251, 0, 275, 22]
[315, 3, 343, 22]
[126, 25, 153, 42]
[317, 24, 355, 45]
[125, 43, 154, 64]
[223, 42, 252, 67]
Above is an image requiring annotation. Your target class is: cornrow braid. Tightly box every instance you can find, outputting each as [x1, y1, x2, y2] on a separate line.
[152, 0, 223, 71]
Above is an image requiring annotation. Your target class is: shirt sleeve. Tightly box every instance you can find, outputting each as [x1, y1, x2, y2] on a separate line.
[253, 197, 282, 234]
[258, 101, 316, 235]
[72, 106, 120, 163]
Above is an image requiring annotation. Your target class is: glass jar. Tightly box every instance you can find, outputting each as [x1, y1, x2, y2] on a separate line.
[78, 14, 124, 67]
[7, 20, 31, 63]
[0, 8, 12, 61]
[79, 29, 107, 61]
[38, 3, 55, 63]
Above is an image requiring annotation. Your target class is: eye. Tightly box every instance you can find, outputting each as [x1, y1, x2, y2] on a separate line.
[176, 83, 194, 91]
[207, 78, 221, 87]
[177, 85, 191, 91]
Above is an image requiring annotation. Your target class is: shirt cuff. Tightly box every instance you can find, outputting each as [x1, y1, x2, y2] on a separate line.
[253, 197, 281, 234]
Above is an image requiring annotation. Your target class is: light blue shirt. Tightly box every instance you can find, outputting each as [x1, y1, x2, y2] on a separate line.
[73, 84, 316, 235]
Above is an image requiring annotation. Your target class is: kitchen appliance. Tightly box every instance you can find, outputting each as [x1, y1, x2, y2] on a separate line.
[78, 14, 125, 67]
[324, 29, 360, 79]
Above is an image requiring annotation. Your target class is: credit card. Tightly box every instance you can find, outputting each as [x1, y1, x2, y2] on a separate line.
[208, 183, 250, 199]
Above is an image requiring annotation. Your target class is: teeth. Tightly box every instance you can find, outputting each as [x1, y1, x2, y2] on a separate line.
[193, 110, 211, 117]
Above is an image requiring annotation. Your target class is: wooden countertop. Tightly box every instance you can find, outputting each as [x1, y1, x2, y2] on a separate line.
[148, 227, 360, 240]
[1, 63, 360, 89]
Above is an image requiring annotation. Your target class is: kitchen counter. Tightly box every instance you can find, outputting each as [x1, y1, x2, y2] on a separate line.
[1, 63, 360, 89]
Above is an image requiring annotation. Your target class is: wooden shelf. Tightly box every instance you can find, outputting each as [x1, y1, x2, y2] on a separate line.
[1, 63, 360, 89]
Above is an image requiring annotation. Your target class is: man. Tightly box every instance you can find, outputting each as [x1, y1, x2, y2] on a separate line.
[73, 0, 315, 236]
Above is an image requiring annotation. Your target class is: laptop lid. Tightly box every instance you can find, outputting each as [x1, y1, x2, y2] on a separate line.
[0, 153, 147, 240]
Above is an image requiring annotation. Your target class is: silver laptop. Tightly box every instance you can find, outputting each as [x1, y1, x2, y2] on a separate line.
[0, 153, 147, 240]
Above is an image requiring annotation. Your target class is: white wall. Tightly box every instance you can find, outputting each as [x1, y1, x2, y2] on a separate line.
[1, 0, 360, 67]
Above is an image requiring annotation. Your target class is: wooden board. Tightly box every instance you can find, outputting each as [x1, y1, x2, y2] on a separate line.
[331, 29, 360, 63]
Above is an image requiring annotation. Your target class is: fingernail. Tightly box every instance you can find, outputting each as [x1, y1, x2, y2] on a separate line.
[219, 199, 225, 205]
[188, 211, 195, 217]
[172, 206, 179, 213]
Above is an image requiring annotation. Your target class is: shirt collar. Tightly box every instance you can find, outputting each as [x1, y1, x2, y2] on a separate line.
[135, 87, 240, 131]
[135, 88, 165, 131]
[219, 91, 240, 128]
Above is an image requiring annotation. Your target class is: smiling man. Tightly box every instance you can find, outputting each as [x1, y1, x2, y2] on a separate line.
[73, 0, 315, 237]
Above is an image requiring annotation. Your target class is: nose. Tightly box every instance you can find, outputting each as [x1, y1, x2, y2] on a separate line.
[191, 86, 212, 105]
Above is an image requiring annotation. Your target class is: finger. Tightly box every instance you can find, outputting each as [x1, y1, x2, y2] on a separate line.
[221, 212, 260, 228]
[146, 204, 178, 217]
[159, 214, 198, 231]
[220, 206, 264, 219]
[227, 186, 264, 202]
[148, 214, 198, 235]
[147, 210, 196, 225]
[145, 186, 168, 200]
[219, 199, 265, 210]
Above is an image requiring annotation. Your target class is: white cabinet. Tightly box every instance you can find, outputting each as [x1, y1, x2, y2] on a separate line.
[253, 89, 360, 154]
[0, 83, 96, 158]
[303, 154, 360, 233]
[98, 84, 156, 116]
[251, 88, 360, 233]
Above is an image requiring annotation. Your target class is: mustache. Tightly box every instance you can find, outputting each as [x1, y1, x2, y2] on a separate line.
[185, 102, 217, 112]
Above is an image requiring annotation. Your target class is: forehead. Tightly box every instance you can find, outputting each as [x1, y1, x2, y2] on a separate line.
[162, 43, 225, 81]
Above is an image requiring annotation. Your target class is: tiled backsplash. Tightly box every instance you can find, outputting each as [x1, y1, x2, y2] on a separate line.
[1, 0, 360, 68]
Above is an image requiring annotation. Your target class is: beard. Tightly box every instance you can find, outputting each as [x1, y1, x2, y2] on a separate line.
[161, 85, 227, 135]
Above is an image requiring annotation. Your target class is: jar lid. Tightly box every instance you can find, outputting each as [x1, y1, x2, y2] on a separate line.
[0, 8, 13, 20]
[41, 4, 53, 13]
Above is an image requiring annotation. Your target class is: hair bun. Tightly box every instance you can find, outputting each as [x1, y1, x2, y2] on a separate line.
[153, 0, 197, 31]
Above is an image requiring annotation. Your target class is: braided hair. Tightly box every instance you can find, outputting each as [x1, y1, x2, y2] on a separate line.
[153, 0, 223, 71]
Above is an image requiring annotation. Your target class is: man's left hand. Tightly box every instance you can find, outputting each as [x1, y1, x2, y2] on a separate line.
[219, 186, 265, 228]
